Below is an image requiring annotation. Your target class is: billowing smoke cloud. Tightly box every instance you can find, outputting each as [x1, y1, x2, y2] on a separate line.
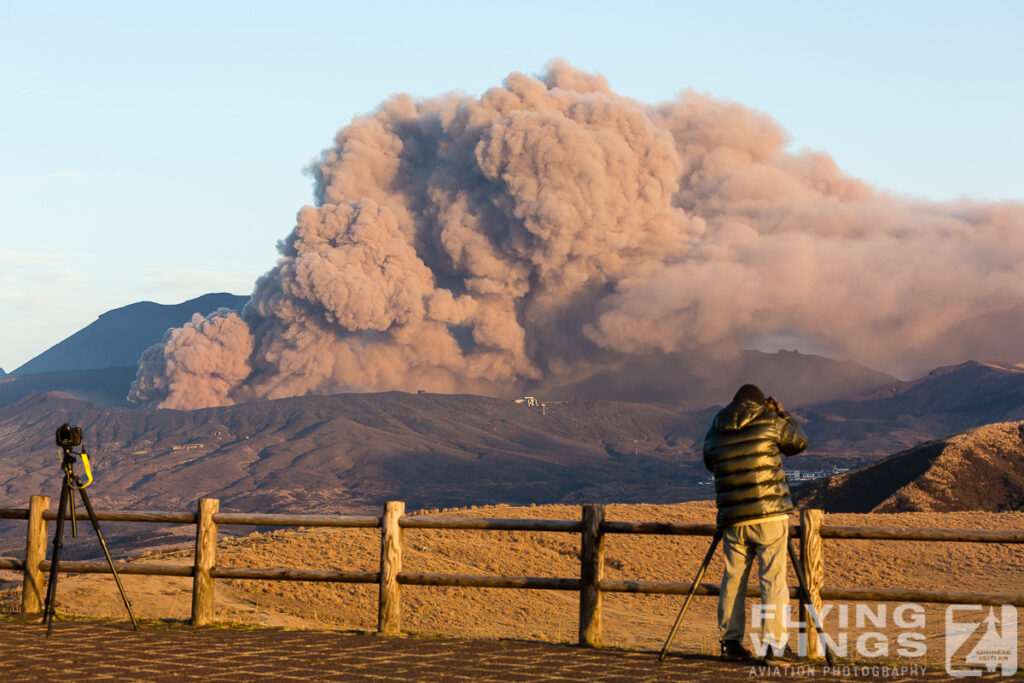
[130, 60, 1024, 410]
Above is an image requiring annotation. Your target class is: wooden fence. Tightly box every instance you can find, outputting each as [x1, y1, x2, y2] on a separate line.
[2, 496, 1023, 657]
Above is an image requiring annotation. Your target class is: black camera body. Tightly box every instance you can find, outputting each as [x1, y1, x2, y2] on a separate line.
[56, 423, 82, 450]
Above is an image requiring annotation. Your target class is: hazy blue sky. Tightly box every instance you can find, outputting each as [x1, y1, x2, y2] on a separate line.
[1, 0, 1021, 372]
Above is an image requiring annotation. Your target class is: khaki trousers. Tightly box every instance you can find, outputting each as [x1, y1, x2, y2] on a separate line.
[717, 518, 789, 645]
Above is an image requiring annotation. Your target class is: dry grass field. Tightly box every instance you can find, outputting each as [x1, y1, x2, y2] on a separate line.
[4, 501, 1023, 666]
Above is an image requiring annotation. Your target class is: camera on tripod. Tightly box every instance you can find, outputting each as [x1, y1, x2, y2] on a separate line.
[56, 423, 82, 450]
[44, 421, 138, 634]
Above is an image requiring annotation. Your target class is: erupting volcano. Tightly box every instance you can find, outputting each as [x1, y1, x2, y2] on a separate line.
[130, 61, 1024, 410]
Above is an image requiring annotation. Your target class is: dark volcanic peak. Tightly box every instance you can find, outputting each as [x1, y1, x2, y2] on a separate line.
[14, 292, 249, 375]
[794, 421, 1024, 512]
[0, 367, 138, 408]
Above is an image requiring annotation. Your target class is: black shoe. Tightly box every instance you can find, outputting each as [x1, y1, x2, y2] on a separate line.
[720, 639, 752, 661]
[764, 644, 799, 663]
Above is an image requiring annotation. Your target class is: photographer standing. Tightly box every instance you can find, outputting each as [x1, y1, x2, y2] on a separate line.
[703, 384, 809, 661]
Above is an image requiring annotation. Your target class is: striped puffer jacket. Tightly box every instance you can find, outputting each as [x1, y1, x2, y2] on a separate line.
[703, 399, 809, 527]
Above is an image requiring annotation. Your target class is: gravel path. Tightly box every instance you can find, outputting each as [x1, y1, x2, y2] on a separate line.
[0, 616, 951, 682]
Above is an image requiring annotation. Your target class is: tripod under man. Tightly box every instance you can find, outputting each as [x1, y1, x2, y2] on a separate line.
[43, 423, 138, 635]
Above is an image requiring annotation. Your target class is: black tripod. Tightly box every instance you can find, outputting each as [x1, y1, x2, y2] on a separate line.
[659, 528, 723, 660]
[658, 526, 835, 665]
[43, 441, 138, 635]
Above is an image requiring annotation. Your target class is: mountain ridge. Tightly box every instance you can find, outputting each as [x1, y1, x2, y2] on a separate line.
[13, 292, 249, 375]
[793, 420, 1024, 512]
[0, 366, 138, 408]
[542, 348, 899, 410]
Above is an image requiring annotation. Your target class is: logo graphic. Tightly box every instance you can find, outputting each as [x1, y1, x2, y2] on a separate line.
[946, 605, 1018, 677]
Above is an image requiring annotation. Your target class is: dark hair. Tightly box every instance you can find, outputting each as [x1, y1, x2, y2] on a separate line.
[733, 384, 766, 404]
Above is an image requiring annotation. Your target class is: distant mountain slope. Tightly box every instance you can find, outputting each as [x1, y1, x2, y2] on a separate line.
[4, 360, 1023, 515]
[13, 292, 249, 375]
[4, 359, 1024, 553]
[0, 367, 138, 408]
[0, 391, 705, 553]
[794, 421, 1024, 512]
[796, 361, 1024, 457]
[847, 360, 1024, 407]
[545, 349, 897, 409]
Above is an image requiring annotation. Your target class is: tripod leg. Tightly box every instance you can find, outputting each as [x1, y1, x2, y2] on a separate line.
[659, 529, 723, 661]
[786, 538, 834, 666]
[74, 483, 139, 631]
[43, 478, 71, 636]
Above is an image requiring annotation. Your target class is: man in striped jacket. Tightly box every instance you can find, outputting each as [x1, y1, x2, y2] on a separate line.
[703, 383, 809, 661]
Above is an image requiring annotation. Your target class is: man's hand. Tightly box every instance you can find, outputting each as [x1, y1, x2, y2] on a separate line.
[766, 396, 784, 414]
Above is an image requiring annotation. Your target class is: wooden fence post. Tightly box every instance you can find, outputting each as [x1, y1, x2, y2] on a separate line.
[800, 508, 825, 659]
[21, 495, 50, 614]
[378, 500, 404, 636]
[191, 497, 219, 626]
[579, 504, 605, 647]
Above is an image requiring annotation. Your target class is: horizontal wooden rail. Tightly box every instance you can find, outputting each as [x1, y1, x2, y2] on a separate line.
[598, 579, 798, 599]
[32, 560, 385, 585]
[40, 560, 192, 577]
[400, 516, 582, 532]
[600, 521, 717, 535]
[397, 572, 580, 590]
[212, 512, 380, 528]
[821, 586, 1024, 607]
[821, 525, 1024, 543]
[0, 508, 29, 520]
[42, 510, 197, 524]
[211, 567, 379, 583]
[0, 558, 25, 570]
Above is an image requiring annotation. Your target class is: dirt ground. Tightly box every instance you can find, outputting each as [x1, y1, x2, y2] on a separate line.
[3, 501, 1022, 669]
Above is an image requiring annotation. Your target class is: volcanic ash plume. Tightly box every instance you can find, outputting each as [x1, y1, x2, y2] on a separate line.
[130, 60, 1024, 410]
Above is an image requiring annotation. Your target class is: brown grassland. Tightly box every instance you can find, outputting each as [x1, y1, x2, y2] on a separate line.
[3, 501, 1023, 665]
